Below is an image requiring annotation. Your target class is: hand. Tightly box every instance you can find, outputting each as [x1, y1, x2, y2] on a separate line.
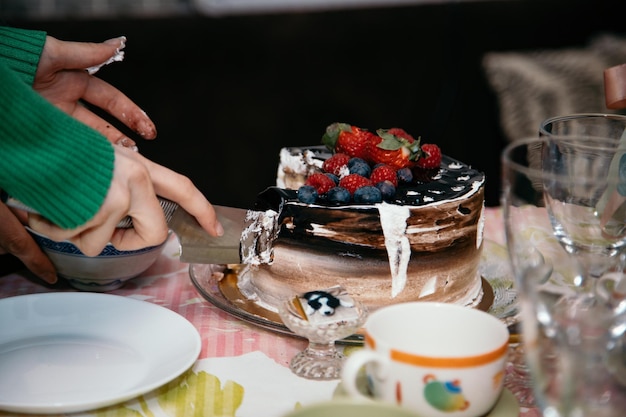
[28, 146, 224, 256]
[0, 203, 57, 283]
[33, 35, 156, 147]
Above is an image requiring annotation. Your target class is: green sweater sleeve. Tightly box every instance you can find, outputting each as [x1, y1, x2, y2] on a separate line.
[0, 57, 115, 229]
[0, 26, 47, 86]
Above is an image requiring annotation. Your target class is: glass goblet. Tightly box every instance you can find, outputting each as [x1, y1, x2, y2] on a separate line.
[502, 136, 626, 417]
[540, 113, 626, 140]
[539, 134, 626, 286]
[278, 291, 367, 380]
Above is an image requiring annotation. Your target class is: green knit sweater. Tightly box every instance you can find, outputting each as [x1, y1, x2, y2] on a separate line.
[0, 26, 114, 229]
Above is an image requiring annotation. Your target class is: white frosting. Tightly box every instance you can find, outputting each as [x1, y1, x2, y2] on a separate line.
[276, 148, 323, 189]
[240, 209, 280, 265]
[376, 202, 411, 298]
[477, 202, 485, 249]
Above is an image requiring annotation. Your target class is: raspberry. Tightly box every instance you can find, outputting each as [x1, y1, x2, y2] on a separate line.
[322, 153, 350, 176]
[370, 164, 398, 187]
[338, 174, 372, 195]
[305, 173, 336, 195]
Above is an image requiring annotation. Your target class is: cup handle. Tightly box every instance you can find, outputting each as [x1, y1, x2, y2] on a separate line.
[341, 350, 387, 401]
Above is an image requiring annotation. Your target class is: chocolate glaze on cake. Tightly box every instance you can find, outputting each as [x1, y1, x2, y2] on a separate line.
[238, 146, 486, 312]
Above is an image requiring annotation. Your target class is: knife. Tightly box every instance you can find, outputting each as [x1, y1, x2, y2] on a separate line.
[1, 191, 248, 265]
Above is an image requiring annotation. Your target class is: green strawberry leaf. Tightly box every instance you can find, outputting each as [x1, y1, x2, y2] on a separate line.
[376, 129, 404, 150]
[322, 122, 352, 152]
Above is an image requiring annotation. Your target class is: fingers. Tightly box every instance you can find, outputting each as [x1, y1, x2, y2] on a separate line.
[72, 105, 138, 148]
[28, 147, 171, 255]
[138, 154, 224, 237]
[26, 147, 219, 257]
[36, 36, 157, 141]
[43, 36, 127, 73]
[0, 204, 57, 283]
[81, 76, 157, 140]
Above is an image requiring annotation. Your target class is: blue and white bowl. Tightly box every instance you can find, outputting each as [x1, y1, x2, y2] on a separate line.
[28, 227, 167, 292]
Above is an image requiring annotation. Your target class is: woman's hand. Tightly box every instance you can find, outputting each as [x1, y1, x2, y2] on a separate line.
[28, 146, 224, 256]
[0, 203, 57, 283]
[33, 35, 156, 147]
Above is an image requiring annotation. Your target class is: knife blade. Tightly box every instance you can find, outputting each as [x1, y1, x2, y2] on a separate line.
[1, 191, 248, 265]
[169, 204, 247, 264]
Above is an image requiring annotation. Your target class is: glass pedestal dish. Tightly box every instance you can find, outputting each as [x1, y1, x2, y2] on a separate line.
[278, 289, 368, 380]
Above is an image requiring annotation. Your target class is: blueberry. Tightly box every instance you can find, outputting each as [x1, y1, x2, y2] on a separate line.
[348, 157, 368, 169]
[297, 185, 318, 204]
[327, 187, 351, 204]
[325, 173, 339, 184]
[375, 180, 396, 201]
[349, 160, 371, 177]
[354, 186, 383, 204]
[396, 167, 413, 183]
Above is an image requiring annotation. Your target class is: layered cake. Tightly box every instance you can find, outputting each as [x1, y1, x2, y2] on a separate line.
[237, 123, 486, 312]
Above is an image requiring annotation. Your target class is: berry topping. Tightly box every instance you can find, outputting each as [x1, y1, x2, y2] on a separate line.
[370, 164, 398, 187]
[327, 187, 351, 204]
[368, 129, 423, 170]
[297, 122, 445, 205]
[322, 153, 350, 176]
[375, 180, 396, 201]
[297, 185, 318, 203]
[354, 186, 383, 204]
[338, 174, 372, 195]
[305, 173, 336, 194]
[396, 167, 413, 183]
[348, 158, 372, 177]
[322, 123, 373, 160]
[417, 143, 442, 169]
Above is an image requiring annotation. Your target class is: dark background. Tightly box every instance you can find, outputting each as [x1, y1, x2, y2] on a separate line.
[1, 0, 626, 274]
[4, 0, 626, 210]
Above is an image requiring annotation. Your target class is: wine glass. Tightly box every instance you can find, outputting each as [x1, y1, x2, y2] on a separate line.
[502, 136, 626, 416]
[540, 134, 626, 286]
[540, 113, 626, 281]
[540, 113, 626, 140]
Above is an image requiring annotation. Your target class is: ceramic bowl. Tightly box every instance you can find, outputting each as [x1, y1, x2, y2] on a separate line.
[28, 227, 167, 292]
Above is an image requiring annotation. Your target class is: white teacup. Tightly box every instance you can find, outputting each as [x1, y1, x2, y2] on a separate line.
[341, 302, 509, 417]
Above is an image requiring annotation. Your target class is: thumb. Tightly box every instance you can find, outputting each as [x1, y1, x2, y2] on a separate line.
[50, 36, 126, 72]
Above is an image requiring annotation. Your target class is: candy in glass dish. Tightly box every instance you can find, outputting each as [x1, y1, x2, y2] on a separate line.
[278, 286, 367, 380]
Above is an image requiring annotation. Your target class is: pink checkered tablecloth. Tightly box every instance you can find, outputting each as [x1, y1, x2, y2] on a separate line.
[0, 207, 539, 417]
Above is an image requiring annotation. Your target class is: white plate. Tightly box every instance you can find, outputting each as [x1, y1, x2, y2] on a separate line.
[0, 293, 201, 414]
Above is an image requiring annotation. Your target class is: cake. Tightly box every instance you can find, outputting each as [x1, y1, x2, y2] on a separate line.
[237, 123, 486, 313]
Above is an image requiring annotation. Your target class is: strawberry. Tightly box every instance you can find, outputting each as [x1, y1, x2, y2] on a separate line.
[305, 173, 335, 195]
[417, 143, 442, 169]
[322, 122, 372, 160]
[338, 174, 372, 195]
[322, 153, 350, 176]
[387, 127, 415, 142]
[370, 164, 398, 187]
[367, 129, 422, 170]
